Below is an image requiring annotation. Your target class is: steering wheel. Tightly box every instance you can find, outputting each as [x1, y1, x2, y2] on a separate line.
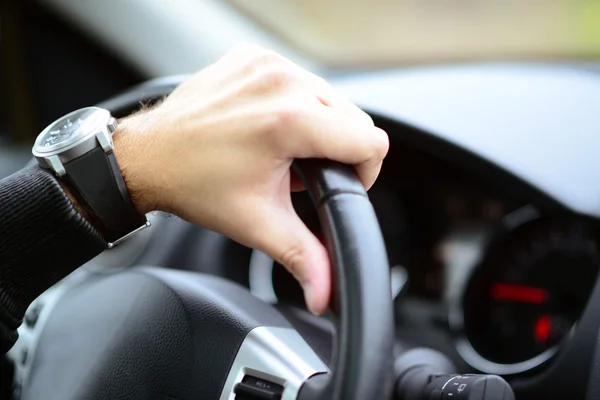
[20, 78, 394, 400]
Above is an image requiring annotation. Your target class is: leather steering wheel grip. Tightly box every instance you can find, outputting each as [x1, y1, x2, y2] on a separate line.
[24, 78, 395, 400]
[293, 159, 395, 399]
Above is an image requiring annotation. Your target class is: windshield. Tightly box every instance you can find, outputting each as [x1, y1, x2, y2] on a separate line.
[228, 0, 600, 68]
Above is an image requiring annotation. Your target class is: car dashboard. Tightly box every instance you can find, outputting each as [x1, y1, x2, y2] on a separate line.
[7, 64, 600, 400]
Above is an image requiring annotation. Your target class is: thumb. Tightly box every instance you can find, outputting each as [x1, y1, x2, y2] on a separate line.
[253, 207, 331, 315]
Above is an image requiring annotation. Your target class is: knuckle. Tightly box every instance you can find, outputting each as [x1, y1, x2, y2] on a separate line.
[252, 49, 284, 66]
[245, 48, 285, 71]
[259, 104, 306, 151]
[271, 104, 305, 130]
[229, 44, 286, 73]
[258, 67, 295, 89]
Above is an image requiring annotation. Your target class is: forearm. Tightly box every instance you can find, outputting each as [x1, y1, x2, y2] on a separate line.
[0, 166, 106, 353]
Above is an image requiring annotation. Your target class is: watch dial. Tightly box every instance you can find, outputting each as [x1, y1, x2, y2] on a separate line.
[41, 118, 84, 147]
[38, 108, 101, 150]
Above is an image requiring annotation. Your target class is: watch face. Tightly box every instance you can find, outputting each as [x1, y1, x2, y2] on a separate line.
[34, 108, 105, 153]
[40, 118, 84, 148]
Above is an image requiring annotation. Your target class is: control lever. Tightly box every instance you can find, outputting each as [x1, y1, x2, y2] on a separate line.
[394, 348, 515, 400]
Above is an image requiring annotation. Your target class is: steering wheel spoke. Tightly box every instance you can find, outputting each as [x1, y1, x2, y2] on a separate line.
[219, 326, 327, 400]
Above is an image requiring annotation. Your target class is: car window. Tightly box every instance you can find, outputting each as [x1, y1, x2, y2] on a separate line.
[228, 0, 600, 67]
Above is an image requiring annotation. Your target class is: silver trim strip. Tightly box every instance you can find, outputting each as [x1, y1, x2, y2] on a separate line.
[248, 250, 278, 303]
[219, 326, 328, 400]
[390, 264, 408, 300]
[453, 337, 560, 376]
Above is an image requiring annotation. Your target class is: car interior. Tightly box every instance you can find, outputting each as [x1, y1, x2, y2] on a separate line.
[2, 0, 600, 399]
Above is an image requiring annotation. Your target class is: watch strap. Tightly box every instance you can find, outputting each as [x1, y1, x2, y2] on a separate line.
[63, 147, 147, 243]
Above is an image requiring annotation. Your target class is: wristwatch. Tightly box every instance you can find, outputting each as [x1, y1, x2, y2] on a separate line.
[32, 107, 150, 248]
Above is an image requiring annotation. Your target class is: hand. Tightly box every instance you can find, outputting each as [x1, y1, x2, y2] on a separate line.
[113, 44, 389, 314]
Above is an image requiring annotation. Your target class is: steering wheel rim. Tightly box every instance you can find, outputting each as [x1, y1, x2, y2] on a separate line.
[21, 77, 394, 400]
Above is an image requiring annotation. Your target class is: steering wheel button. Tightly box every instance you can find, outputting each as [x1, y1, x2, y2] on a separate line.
[234, 375, 284, 399]
[20, 348, 28, 365]
[24, 303, 43, 328]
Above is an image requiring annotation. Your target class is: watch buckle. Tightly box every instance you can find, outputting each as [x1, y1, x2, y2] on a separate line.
[107, 219, 151, 249]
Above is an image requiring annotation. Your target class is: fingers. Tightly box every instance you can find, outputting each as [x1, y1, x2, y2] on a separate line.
[273, 104, 389, 190]
[251, 205, 331, 315]
[225, 44, 374, 126]
[195, 44, 385, 314]
[285, 68, 374, 126]
[222, 47, 387, 190]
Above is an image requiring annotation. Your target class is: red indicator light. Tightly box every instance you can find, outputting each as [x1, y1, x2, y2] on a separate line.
[490, 282, 549, 304]
[535, 314, 551, 343]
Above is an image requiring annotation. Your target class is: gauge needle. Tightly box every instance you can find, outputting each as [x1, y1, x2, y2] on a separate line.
[490, 282, 549, 304]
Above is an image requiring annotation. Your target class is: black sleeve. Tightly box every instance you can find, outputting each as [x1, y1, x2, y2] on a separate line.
[0, 166, 107, 353]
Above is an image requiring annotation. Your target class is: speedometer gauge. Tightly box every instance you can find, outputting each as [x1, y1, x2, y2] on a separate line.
[455, 217, 599, 374]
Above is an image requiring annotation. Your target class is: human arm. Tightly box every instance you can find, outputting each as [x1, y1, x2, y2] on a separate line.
[0, 44, 388, 353]
[0, 167, 106, 353]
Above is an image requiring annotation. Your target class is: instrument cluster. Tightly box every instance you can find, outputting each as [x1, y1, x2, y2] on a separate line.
[377, 141, 600, 377]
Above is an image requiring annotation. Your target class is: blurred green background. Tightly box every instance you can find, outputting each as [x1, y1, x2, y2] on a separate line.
[230, 0, 600, 67]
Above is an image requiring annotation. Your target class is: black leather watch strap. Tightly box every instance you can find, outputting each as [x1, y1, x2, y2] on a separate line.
[63, 147, 146, 243]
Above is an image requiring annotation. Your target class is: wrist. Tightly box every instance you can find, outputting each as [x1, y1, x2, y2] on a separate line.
[112, 114, 157, 215]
